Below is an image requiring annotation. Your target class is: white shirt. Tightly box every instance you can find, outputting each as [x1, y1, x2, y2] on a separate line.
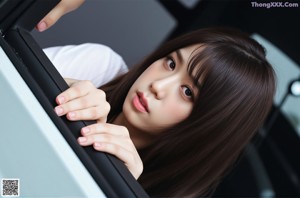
[43, 43, 128, 88]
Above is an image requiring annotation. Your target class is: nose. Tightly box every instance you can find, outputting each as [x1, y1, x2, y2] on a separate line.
[150, 75, 178, 99]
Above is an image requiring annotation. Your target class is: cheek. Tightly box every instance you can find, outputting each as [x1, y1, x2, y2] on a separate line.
[137, 64, 160, 81]
[159, 101, 192, 124]
[129, 68, 155, 91]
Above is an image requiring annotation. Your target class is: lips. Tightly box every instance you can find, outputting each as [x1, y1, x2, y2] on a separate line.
[132, 92, 149, 113]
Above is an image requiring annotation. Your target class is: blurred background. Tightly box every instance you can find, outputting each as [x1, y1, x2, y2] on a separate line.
[32, 0, 300, 197]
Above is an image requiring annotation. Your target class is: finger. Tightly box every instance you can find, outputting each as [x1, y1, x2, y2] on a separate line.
[63, 90, 107, 110]
[81, 123, 129, 137]
[36, 3, 65, 32]
[77, 125, 142, 179]
[77, 133, 131, 151]
[93, 142, 135, 165]
[56, 80, 94, 105]
[55, 92, 109, 118]
[56, 95, 96, 116]
[93, 141, 142, 179]
[36, 0, 85, 32]
[65, 107, 108, 122]
[64, 78, 79, 87]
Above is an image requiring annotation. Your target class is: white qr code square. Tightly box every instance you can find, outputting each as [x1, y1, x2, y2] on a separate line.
[1, 179, 20, 197]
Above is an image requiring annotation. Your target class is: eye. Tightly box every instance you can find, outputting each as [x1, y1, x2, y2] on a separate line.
[182, 86, 194, 100]
[166, 57, 176, 70]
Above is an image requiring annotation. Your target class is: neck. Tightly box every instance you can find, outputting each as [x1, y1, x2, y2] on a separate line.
[113, 113, 156, 149]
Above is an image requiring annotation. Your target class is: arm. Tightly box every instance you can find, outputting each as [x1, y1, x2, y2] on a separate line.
[44, 43, 128, 88]
[36, 0, 85, 32]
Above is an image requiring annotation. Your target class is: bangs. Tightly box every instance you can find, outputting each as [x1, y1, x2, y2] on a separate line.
[187, 45, 212, 99]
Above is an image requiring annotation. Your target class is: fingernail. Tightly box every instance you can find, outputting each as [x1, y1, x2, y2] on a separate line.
[55, 106, 63, 116]
[82, 127, 90, 134]
[37, 21, 47, 32]
[94, 142, 102, 147]
[78, 137, 87, 143]
[57, 96, 65, 104]
[68, 112, 76, 119]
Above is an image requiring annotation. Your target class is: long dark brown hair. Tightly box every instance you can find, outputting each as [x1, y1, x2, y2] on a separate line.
[100, 27, 276, 197]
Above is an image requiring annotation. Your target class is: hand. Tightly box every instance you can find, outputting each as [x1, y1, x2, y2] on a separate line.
[36, 0, 85, 32]
[78, 123, 143, 179]
[55, 79, 110, 123]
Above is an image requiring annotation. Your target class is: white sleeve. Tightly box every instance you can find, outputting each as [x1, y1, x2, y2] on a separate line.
[43, 43, 128, 88]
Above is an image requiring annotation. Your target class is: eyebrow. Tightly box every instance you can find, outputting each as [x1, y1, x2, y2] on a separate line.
[175, 50, 184, 65]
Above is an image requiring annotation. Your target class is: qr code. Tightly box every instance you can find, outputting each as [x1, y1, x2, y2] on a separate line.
[1, 179, 20, 197]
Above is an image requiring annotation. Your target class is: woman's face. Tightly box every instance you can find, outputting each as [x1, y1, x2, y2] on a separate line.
[122, 45, 201, 133]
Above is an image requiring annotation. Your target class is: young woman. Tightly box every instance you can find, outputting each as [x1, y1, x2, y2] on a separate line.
[47, 27, 276, 197]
